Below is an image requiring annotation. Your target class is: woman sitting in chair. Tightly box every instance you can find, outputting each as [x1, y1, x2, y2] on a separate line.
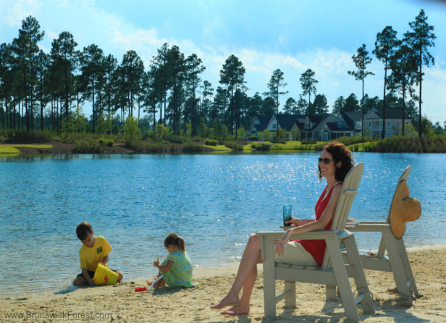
[211, 141, 354, 315]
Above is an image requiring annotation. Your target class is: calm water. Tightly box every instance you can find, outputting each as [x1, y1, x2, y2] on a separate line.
[0, 152, 445, 297]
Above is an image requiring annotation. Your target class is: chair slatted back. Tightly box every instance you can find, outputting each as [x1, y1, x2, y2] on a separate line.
[321, 163, 364, 270]
[376, 165, 411, 258]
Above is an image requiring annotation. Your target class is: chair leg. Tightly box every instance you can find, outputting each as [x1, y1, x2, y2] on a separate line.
[383, 231, 413, 305]
[395, 238, 419, 297]
[326, 285, 337, 301]
[261, 236, 277, 319]
[284, 281, 296, 308]
[344, 236, 375, 315]
[326, 241, 360, 322]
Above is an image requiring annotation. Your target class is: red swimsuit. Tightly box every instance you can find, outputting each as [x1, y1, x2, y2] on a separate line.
[296, 182, 343, 265]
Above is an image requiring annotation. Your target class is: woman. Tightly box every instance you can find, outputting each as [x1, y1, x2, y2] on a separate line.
[211, 142, 354, 315]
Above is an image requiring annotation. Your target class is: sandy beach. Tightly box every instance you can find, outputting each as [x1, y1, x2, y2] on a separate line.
[1, 246, 445, 322]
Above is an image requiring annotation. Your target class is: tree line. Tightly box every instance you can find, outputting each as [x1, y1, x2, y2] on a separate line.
[0, 10, 438, 139]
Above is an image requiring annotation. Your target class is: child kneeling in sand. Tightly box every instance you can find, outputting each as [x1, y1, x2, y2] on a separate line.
[73, 222, 123, 286]
[147, 233, 196, 288]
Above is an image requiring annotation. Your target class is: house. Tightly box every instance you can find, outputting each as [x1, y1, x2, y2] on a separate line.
[363, 108, 412, 138]
[249, 107, 413, 142]
[291, 114, 332, 140]
[248, 115, 272, 137]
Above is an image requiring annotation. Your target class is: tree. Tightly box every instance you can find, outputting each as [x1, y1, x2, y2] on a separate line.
[219, 55, 246, 138]
[264, 69, 288, 137]
[312, 94, 329, 114]
[34, 50, 50, 130]
[348, 44, 374, 143]
[300, 69, 318, 114]
[80, 44, 105, 133]
[184, 54, 205, 136]
[260, 97, 275, 115]
[373, 26, 399, 139]
[120, 50, 144, 117]
[283, 97, 300, 115]
[199, 80, 213, 125]
[388, 43, 417, 136]
[11, 16, 44, 131]
[51, 31, 78, 122]
[167, 45, 185, 134]
[332, 96, 346, 115]
[344, 93, 360, 112]
[404, 9, 436, 137]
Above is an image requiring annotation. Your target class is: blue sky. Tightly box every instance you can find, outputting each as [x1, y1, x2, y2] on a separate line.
[1, 0, 445, 124]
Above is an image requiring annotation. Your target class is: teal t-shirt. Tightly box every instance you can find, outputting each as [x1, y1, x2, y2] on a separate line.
[160, 250, 195, 288]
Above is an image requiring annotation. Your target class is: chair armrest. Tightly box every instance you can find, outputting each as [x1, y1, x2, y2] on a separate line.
[257, 230, 338, 241]
[351, 223, 391, 232]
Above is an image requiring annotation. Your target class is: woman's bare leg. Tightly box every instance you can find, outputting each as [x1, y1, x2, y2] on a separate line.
[211, 235, 262, 312]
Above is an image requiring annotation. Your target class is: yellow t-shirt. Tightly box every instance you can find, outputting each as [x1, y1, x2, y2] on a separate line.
[79, 236, 112, 271]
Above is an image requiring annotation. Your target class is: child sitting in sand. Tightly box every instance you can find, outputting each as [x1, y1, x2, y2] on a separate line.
[73, 222, 123, 286]
[147, 233, 195, 288]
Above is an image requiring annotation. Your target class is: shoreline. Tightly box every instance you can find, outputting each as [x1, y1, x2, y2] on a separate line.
[1, 246, 445, 322]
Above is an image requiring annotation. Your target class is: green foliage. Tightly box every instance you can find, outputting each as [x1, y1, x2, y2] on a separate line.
[271, 138, 286, 144]
[250, 143, 270, 151]
[185, 123, 192, 138]
[236, 126, 246, 140]
[301, 138, 317, 145]
[249, 136, 259, 141]
[290, 129, 300, 141]
[125, 140, 167, 153]
[198, 117, 209, 138]
[98, 138, 114, 147]
[154, 124, 167, 142]
[124, 115, 140, 139]
[224, 141, 244, 151]
[75, 139, 101, 153]
[261, 129, 272, 141]
[96, 112, 113, 135]
[367, 135, 446, 153]
[1, 129, 54, 143]
[183, 141, 203, 152]
[204, 139, 218, 146]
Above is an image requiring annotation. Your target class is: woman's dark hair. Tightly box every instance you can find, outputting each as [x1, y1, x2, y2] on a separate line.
[164, 232, 185, 252]
[318, 142, 354, 181]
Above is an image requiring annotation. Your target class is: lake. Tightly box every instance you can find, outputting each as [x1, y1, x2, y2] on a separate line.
[0, 152, 445, 297]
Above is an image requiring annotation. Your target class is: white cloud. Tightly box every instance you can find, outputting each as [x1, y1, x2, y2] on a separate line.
[58, 0, 69, 8]
[0, 0, 42, 26]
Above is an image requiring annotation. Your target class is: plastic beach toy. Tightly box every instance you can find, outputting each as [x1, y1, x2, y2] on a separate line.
[134, 275, 164, 292]
[93, 263, 119, 285]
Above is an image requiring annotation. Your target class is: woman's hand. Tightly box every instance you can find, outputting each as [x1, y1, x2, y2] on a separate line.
[275, 230, 292, 256]
[285, 217, 301, 226]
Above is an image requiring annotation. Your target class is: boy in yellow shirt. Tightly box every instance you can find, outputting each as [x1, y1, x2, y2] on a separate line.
[73, 222, 123, 285]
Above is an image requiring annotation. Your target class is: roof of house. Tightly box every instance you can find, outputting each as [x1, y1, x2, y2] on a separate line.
[308, 114, 332, 130]
[253, 115, 272, 132]
[369, 108, 411, 120]
[277, 114, 306, 131]
[326, 122, 351, 132]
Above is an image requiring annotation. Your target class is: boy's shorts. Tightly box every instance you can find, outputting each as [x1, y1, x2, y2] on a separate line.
[76, 268, 119, 281]
[76, 270, 96, 281]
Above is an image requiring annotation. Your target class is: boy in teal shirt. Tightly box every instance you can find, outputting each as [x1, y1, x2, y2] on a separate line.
[73, 222, 123, 285]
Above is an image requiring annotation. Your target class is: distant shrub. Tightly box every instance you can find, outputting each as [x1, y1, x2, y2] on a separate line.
[204, 139, 218, 146]
[75, 139, 101, 153]
[271, 138, 286, 144]
[98, 138, 114, 147]
[270, 144, 282, 150]
[0, 135, 6, 142]
[249, 136, 259, 141]
[250, 143, 270, 151]
[167, 135, 184, 144]
[3, 129, 54, 143]
[183, 142, 203, 152]
[301, 138, 317, 145]
[224, 141, 244, 151]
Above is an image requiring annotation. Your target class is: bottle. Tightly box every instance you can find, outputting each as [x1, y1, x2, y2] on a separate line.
[135, 287, 147, 292]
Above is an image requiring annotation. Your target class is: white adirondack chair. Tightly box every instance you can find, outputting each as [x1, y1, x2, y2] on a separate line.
[344, 165, 419, 305]
[257, 163, 375, 322]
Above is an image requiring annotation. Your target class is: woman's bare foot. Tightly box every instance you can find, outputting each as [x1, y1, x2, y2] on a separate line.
[221, 303, 250, 315]
[210, 293, 240, 309]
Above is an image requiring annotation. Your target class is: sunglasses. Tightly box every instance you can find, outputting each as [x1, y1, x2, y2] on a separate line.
[318, 158, 333, 165]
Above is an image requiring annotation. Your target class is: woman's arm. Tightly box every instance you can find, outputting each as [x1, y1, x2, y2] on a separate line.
[276, 184, 343, 255]
[285, 218, 315, 226]
[153, 259, 174, 274]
